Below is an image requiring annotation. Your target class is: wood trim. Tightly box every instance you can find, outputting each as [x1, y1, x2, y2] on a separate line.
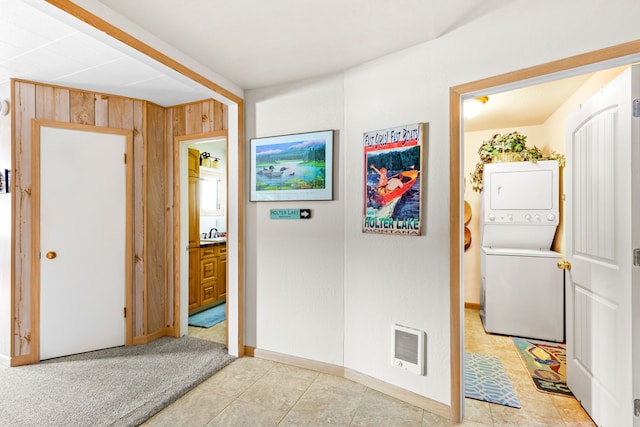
[344, 368, 451, 419]
[44, 0, 242, 105]
[9, 81, 16, 362]
[464, 302, 480, 310]
[30, 120, 135, 360]
[131, 327, 169, 346]
[30, 120, 42, 365]
[173, 130, 228, 341]
[9, 354, 34, 367]
[449, 39, 640, 423]
[252, 348, 345, 378]
[124, 129, 134, 346]
[243, 346, 255, 357]
[448, 86, 462, 422]
[236, 101, 245, 357]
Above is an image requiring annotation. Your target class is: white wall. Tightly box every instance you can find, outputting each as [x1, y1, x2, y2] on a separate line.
[244, 0, 640, 407]
[244, 75, 346, 365]
[0, 83, 11, 365]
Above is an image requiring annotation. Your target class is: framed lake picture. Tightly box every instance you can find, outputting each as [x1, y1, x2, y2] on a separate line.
[250, 130, 333, 201]
[363, 123, 425, 235]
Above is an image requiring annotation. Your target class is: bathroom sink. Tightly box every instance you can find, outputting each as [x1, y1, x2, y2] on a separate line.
[200, 237, 226, 245]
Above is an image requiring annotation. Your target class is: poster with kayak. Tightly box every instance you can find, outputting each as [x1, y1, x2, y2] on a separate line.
[250, 129, 334, 201]
[363, 123, 424, 235]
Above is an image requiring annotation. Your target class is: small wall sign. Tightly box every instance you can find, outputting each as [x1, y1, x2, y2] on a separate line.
[270, 208, 311, 220]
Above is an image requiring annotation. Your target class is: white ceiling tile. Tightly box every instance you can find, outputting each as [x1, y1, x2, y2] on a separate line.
[46, 33, 126, 67]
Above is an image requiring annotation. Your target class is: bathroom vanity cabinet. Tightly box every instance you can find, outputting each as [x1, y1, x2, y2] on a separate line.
[189, 243, 226, 314]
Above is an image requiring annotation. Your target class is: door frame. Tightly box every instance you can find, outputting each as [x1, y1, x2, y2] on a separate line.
[30, 120, 134, 364]
[173, 130, 229, 347]
[449, 40, 640, 422]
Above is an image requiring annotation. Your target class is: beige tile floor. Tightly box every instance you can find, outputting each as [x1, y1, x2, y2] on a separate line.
[144, 310, 596, 426]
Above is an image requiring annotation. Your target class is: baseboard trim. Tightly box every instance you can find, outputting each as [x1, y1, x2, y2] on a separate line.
[0, 354, 11, 368]
[464, 302, 480, 310]
[247, 347, 452, 420]
[9, 353, 34, 367]
[344, 368, 452, 419]
[131, 328, 169, 345]
[252, 348, 344, 377]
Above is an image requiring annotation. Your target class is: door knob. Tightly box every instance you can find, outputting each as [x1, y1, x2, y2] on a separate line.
[45, 251, 57, 259]
[557, 259, 571, 270]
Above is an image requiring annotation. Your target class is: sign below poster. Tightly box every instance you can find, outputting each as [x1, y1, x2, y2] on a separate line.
[270, 208, 312, 220]
[362, 123, 425, 235]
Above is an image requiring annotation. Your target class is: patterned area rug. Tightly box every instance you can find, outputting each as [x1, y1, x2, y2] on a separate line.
[512, 337, 573, 397]
[464, 352, 521, 408]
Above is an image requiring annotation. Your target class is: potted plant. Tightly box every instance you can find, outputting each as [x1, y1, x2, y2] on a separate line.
[469, 131, 565, 192]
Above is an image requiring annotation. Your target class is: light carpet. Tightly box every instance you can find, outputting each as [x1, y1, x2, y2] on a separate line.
[0, 336, 235, 427]
[464, 352, 521, 408]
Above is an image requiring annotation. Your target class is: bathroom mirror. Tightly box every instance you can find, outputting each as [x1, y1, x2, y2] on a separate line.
[200, 167, 225, 217]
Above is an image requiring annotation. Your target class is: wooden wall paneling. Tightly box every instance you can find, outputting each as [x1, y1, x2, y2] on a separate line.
[13, 81, 36, 358]
[107, 97, 134, 130]
[214, 101, 224, 131]
[34, 86, 70, 122]
[127, 100, 145, 337]
[69, 90, 95, 125]
[222, 103, 228, 131]
[12, 79, 173, 360]
[165, 109, 176, 332]
[94, 94, 109, 127]
[172, 105, 185, 137]
[146, 103, 166, 333]
[201, 100, 214, 133]
[185, 103, 201, 135]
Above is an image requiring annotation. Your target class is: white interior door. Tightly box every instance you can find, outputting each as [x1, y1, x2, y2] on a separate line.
[565, 65, 639, 426]
[40, 126, 126, 360]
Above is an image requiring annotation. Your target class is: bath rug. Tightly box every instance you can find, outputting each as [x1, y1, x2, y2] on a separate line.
[512, 337, 573, 397]
[464, 352, 521, 408]
[188, 303, 226, 328]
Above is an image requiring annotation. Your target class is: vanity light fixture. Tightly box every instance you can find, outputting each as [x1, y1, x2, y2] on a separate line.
[463, 96, 489, 119]
[199, 151, 220, 168]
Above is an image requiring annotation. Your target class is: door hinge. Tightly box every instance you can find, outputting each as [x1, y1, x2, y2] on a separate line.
[635, 398, 640, 416]
[124, 153, 127, 164]
[123, 307, 127, 318]
[634, 249, 640, 267]
[634, 99, 640, 118]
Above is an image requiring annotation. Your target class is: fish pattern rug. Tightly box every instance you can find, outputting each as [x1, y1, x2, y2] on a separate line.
[464, 352, 521, 408]
[512, 337, 573, 397]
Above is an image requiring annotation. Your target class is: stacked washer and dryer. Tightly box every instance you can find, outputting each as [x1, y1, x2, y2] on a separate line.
[479, 160, 564, 342]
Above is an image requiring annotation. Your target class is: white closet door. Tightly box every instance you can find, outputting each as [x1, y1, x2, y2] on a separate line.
[40, 126, 126, 360]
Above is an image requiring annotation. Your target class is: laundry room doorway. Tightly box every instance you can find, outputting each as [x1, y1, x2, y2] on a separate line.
[451, 43, 640, 425]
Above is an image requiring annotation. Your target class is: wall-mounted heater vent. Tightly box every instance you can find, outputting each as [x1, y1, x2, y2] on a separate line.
[392, 324, 426, 375]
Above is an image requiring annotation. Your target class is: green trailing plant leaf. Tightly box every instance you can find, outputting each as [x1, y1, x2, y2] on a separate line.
[470, 131, 565, 192]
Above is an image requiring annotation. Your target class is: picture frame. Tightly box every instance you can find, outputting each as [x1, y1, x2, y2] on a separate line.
[250, 130, 333, 201]
[362, 123, 426, 236]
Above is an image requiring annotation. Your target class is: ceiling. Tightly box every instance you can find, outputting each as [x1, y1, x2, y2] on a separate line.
[0, 0, 609, 130]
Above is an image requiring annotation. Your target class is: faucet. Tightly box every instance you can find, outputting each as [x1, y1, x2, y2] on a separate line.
[207, 228, 218, 238]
